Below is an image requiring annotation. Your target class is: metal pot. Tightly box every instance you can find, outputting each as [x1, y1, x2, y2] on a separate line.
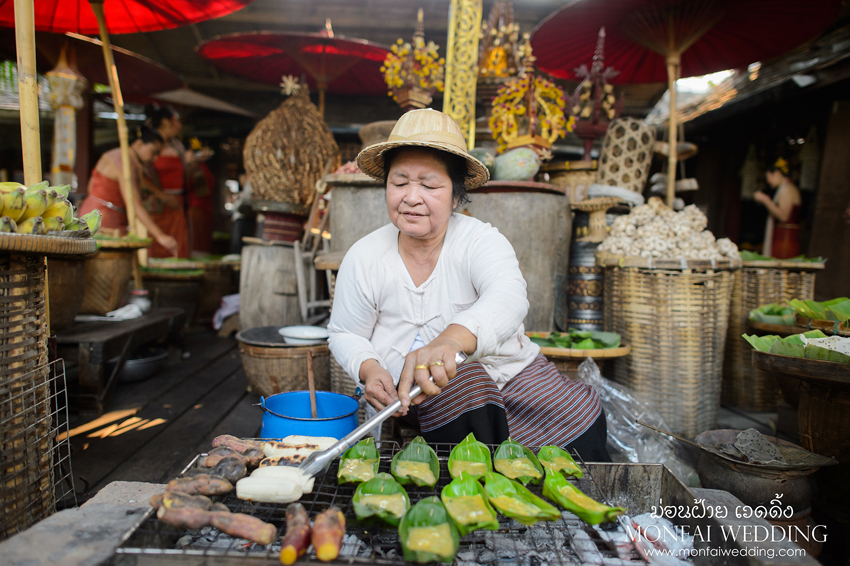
[260, 391, 359, 439]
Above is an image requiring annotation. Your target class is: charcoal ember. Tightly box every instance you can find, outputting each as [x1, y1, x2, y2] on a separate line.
[561, 510, 582, 523]
[478, 550, 497, 562]
[525, 525, 567, 549]
[457, 551, 476, 561]
[484, 531, 531, 557]
[570, 530, 604, 565]
[176, 535, 195, 548]
[339, 534, 363, 557]
[592, 525, 633, 560]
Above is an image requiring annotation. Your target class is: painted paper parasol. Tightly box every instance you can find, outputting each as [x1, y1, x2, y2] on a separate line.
[197, 25, 390, 116]
[5, 0, 253, 285]
[531, 0, 842, 206]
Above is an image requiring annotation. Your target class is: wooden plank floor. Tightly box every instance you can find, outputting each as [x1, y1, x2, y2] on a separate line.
[63, 329, 263, 503]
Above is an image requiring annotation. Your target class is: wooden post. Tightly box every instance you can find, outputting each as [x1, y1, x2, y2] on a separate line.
[89, 0, 143, 289]
[666, 54, 679, 209]
[317, 84, 326, 118]
[14, 0, 41, 186]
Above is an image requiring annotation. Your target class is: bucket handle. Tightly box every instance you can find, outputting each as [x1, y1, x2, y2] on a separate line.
[258, 390, 361, 422]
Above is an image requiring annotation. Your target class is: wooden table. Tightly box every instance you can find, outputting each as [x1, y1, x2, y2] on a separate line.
[56, 308, 185, 414]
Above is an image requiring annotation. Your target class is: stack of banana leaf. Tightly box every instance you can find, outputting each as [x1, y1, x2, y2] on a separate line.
[743, 330, 850, 363]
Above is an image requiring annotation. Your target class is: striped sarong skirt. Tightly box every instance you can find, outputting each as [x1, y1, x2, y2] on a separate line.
[414, 354, 602, 448]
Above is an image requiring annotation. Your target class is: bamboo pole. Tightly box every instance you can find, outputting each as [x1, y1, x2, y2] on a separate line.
[14, 0, 41, 185]
[89, 0, 143, 289]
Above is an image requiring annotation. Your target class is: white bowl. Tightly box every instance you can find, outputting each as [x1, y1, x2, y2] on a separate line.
[278, 325, 329, 346]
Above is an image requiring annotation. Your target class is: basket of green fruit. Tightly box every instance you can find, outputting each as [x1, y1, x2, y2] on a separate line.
[526, 329, 628, 378]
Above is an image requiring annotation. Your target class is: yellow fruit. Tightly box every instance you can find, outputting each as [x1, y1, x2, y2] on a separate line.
[2, 188, 27, 222]
[45, 190, 58, 209]
[64, 218, 82, 231]
[0, 216, 16, 232]
[80, 209, 102, 235]
[16, 216, 44, 235]
[43, 196, 71, 224]
[0, 182, 23, 194]
[19, 189, 49, 221]
[25, 180, 48, 193]
[51, 184, 71, 199]
[42, 216, 64, 233]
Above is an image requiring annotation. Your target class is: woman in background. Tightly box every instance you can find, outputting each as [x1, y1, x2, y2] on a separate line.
[79, 126, 178, 255]
[754, 157, 802, 259]
[145, 104, 191, 258]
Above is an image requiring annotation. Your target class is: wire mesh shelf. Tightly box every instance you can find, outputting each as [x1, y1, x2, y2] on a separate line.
[115, 443, 653, 566]
[0, 359, 77, 540]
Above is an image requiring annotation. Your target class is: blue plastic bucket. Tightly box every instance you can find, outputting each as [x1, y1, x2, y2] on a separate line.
[260, 391, 359, 439]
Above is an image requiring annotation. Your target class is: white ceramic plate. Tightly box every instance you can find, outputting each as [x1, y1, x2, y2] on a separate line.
[278, 325, 329, 346]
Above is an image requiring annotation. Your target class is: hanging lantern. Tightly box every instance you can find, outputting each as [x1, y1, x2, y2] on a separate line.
[46, 44, 87, 187]
[381, 8, 445, 111]
[488, 37, 571, 155]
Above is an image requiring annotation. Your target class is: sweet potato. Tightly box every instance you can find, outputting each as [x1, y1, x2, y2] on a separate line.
[279, 503, 311, 565]
[156, 506, 276, 545]
[212, 435, 265, 454]
[149, 491, 215, 511]
[200, 447, 264, 468]
[167, 474, 233, 496]
[208, 456, 248, 483]
[209, 511, 277, 545]
[311, 507, 345, 562]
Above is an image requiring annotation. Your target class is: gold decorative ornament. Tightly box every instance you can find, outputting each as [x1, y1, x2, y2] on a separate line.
[443, 0, 483, 149]
[381, 9, 445, 111]
[487, 38, 571, 155]
[478, 2, 520, 79]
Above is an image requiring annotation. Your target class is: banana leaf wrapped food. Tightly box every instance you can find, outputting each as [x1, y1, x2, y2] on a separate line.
[481, 472, 560, 526]
[391, 436, 440, 487]
[447, 433, 492, 480]
[537, 445, 583, 478]
[542, 469, 625, 525]
[493, 438, 545, 485]
[337, 437, 380, 484]
[398, 496, 459, 563]
[352, 473, 410, 526]
[440, 472, 499, 535]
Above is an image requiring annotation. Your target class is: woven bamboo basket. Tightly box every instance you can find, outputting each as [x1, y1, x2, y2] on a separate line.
[596, 118, 656, 193]
[46, 258, 86, 330]
[723, 261, 823, 411]
[239, 343, 330, 398]
[602, 256, 735, 437]
[0, 254, 51, 539]
[79, 250, 135, 315]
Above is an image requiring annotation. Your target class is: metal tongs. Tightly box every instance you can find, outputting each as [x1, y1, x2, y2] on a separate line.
[298, 352, 468, 477]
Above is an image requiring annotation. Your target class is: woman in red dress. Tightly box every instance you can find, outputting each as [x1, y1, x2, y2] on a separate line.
[78, 127, 178, 255]
[144, 104, 191, 258]
[754, 158, 802, 259]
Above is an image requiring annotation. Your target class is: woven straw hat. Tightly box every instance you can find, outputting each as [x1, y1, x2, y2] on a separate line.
[356, 109, 489, 190]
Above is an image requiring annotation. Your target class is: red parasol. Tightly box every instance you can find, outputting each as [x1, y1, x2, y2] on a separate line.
[0, 0, 254, 35]
[197, 28, 390, 116]
[531, 0, 842, 205]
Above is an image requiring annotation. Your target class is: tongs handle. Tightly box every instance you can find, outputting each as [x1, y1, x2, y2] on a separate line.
[301, 352, 467, 471]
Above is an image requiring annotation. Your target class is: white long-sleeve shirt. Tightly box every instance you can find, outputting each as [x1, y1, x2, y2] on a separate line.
[328, 213, 540, 390]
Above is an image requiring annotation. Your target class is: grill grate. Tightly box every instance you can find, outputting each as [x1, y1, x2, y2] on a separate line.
[116, 443, 648, 565]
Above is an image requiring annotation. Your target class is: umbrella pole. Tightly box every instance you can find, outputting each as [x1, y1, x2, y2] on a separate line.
[13, 0, 42, 185]
[318, 83, 326, 118]
[666, 54, 679, 208]
[89, 0, 143, 289]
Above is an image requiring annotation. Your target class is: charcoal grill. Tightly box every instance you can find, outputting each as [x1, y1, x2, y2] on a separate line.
[111, 443, 802, 566]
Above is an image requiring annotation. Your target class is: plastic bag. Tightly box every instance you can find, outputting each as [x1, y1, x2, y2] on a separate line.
[575, 358, 697, 485]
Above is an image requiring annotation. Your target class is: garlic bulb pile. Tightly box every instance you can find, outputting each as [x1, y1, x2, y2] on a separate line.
[598, 197, 740, 260]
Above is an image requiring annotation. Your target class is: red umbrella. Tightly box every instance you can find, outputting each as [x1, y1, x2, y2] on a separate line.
[197, 29, 390, 116]
[0, 0, 253, 34]
[531, 0, 842, 205]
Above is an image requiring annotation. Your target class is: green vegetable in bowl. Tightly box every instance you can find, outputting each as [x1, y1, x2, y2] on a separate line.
[391, 436, 440, 487]
[352, 473, 409, 526]
[481, 472, 560, 525]
[440, 472, 499, 536]
[537, 445, 583, 478]
[398, 496, 459, 563]
[338, 437, 379, 484]
[493, 438, 544, 485]
[528, 329, 621, 350]
[448, 433, 492, 480]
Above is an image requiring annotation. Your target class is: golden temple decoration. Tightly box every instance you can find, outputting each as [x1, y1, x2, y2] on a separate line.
[488, 38, 571, 154]
[443, 0, 483, 150]
[381, 9, 445, 111]
[478, 1, 520, 79]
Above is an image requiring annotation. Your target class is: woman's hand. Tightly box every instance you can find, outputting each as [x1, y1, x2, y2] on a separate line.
[359, 359, 404, 416]
[157, 233, 179, 257]
[754, 190, 770, 205]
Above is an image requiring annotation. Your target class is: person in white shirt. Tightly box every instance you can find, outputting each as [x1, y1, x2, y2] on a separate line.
[328, 109, 608, 459]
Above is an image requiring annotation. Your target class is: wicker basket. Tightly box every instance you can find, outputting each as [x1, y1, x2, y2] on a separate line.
[596, 118, 656, 193]
[0, 254, 51, 539]
[237, 338, 330, 398]
[602, 258, 734, 437]
[46, 258, 86, 330]
[723, 261, 822, 411]
[79, 250, 134, 315]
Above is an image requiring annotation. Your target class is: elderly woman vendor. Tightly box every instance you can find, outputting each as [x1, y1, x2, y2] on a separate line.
[328, 109, 610, 461]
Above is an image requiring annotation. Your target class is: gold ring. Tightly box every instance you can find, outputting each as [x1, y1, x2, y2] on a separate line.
[414, 364, 429, 370]
[429, 360, 445, 367]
